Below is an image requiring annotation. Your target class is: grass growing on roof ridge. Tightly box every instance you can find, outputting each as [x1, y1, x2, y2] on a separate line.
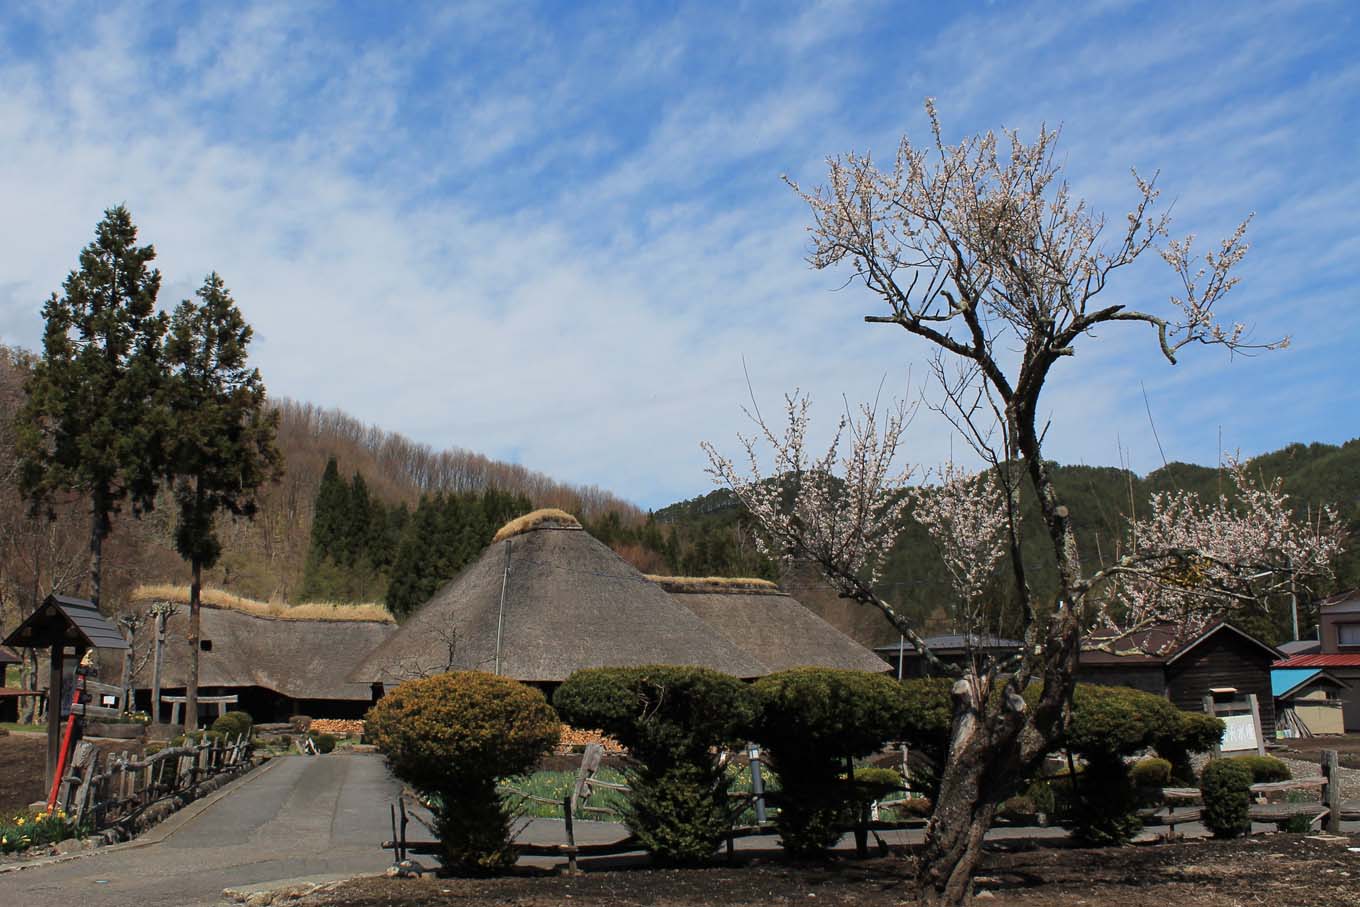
[130, 584, 395, 623]
[492, 508, 581, 543]
[645, 575, 780, 592]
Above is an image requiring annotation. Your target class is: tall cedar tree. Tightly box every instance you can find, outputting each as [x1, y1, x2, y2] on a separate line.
[17, 206, 168, 609]
[165, 273, 280, 731]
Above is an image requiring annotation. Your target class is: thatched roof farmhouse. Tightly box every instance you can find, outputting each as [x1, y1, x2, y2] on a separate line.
[129, 588, 396, 721]
[353, 511, 767, 686]
[651, 576, 890, 674]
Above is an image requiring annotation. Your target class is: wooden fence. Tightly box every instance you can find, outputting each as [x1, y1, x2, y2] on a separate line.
[384, 746, 1360, 869]
[55, 733, 253, 836]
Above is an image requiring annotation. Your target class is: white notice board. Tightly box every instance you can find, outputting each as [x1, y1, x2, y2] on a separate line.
[1220, 713, 1260, 753]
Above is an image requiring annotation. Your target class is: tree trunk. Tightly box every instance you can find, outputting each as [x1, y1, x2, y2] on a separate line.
[19, 649, 37, 723]
[915, 681, 1024, 906]
[88, 501, 104, 609]
[184, 557, 201, 734]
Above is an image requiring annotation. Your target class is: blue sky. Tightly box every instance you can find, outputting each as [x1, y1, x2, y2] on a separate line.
[1, 0, 1356, 509]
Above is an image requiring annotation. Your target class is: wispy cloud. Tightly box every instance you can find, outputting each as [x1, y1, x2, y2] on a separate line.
[0, 0, 1354, 507]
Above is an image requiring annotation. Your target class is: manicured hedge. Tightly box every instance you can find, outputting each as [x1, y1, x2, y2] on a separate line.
[1229, 754, 1290, 783]
[555, 666, 756, 863]
[750, 668, 910, 857]
[1201, 758, 1254, 838]
[210, 710, 254, 740]
[367, 671, 560, 873]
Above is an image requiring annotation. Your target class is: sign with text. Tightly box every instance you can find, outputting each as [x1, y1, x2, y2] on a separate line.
[1220, 713, 1261, 753]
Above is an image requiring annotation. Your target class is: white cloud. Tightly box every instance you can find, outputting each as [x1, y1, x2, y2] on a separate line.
[0, 0, 1355, 509]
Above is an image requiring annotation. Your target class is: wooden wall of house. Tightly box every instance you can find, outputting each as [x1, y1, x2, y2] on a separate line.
[1076, 663, 1167, 697]
[1165, 630, 1276, 735]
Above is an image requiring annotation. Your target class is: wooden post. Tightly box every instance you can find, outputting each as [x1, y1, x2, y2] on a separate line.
[151, 609, 166, 724]
[46, 645, 64, 787]
[562, 795, 578, 875]
[1246, 693, 1266, 756]
[1323, 749, 1342, 834]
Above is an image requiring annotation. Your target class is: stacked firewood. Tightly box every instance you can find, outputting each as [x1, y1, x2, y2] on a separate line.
[557, 725, 626, 753]
[307, 718, 366, 737]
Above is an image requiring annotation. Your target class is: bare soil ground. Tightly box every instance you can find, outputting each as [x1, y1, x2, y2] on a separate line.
[0, 729, 142, 816]
[293, 834, 1360, 907]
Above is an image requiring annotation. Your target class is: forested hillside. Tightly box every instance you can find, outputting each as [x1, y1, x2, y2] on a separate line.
[0, 345, 649, 628]
[654, 442, 1360, 647]
[1, 332, 1352, 646]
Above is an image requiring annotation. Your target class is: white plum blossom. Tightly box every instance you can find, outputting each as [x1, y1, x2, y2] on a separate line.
[910, 462, 1010, 628]
[1091, 459, 1345, 649]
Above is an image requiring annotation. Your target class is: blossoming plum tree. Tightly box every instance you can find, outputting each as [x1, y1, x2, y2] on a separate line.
[704, 104, 1343, 906]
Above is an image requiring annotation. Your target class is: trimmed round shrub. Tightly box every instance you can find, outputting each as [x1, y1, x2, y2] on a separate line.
[1069, 753, 1141, 845]
[751, 668, 910, 857]
[1200, 758, 1254, 838]
[1130, 757, 1173, 789]
[555, 666, 755, 864]
[1229, 754, 1290, 783]
[1059, 685, 1223, 846]
[308, 732, 337, 754]
[210, 710, 254, 741]
[1154, 712, 1224, 784]
[367, 671, 560, 873]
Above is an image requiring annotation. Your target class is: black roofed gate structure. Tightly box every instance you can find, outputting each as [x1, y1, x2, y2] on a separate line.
[2, 594, 130, 785]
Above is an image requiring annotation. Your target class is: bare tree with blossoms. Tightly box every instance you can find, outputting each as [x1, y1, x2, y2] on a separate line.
[703, 103, 1343, 907]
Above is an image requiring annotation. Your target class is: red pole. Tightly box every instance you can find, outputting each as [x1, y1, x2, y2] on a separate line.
[46, 672, 84, 813]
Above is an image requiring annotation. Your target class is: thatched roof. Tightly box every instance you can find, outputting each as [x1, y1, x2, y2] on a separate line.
[131, 602, 396, 701]
[655, 577, 891, 674]
[353, 522, 768, 684]
[493, 508, 581, 543]
[130, 585, 394, 623]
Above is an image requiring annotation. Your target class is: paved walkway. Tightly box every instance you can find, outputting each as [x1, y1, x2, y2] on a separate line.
[0, 753, 402, 907]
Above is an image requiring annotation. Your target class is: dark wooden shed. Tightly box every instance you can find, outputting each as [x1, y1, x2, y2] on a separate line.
[1079, 621, 1282, 736]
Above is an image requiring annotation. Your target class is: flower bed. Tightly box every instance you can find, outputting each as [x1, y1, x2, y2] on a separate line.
[1, 809, 76, 854]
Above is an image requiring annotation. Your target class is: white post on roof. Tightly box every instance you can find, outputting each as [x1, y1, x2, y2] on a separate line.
[494, 539, 511, 676]
[897, 635, 905, 681]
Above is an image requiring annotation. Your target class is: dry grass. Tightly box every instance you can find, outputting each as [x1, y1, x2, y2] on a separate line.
[492, 508, 581, 542]
[130, 584, 395, 623]
[645, 575, 780, 593]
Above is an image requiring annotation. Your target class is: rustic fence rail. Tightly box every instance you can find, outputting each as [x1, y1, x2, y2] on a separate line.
[55, 733, 253, 836]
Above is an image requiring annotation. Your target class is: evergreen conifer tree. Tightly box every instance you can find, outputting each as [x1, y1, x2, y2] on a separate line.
[17, 205, 169, 609]
[164, 272, 280, 731]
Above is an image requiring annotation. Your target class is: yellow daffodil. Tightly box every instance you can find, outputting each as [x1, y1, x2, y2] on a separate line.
[15, 817, 24, 826]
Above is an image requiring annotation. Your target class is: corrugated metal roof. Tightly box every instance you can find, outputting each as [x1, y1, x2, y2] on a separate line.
[1273, 654, 1360, 668]
[1272, 668, 1321, 697]
[873, 634, 1023, 653]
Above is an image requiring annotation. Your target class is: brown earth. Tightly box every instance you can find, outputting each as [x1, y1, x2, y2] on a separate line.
[292, 834, 1360, 907]
[0, 729, 146, 816]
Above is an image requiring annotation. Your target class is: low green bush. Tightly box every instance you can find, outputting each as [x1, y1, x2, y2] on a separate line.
[1201, 758, 1254, 838]
[1069, 754, 1141, 845]
[751, 668, 909, 858]
[308, 732, 337, 754]
[1130, 757, 1173, 788]
[555, 666, 755, 864]
[367, 671, 560, 873]
[1229, 754, 1290, 783]
[210, 710, 254, 740]
[1155, 712, 1224, 784]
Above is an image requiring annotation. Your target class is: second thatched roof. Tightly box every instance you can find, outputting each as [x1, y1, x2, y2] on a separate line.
[652, 577, 892, 674]
[353, 518, 768, 684]
[130, 599, 397, 702]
